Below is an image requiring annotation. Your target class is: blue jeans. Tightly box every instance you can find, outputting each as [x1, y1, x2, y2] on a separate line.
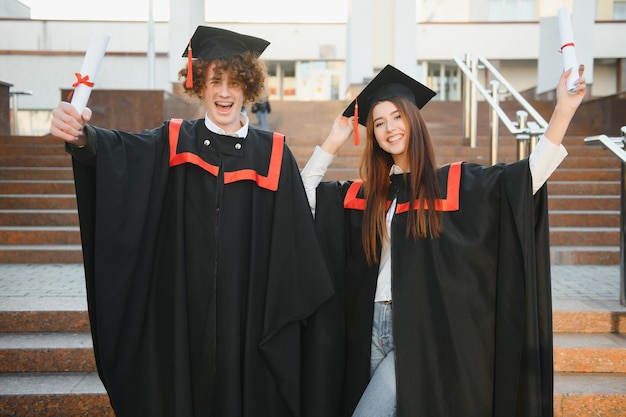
[255, 110, 269, 130]
[352, 302, 397, 417]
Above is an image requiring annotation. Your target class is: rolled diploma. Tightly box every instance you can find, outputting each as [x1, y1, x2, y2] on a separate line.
[558, 7, 579, 92]
[70, 31, 111, 114]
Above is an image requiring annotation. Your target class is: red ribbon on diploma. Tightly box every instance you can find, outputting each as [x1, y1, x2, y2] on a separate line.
[559, 42, 575, 53]
[67, 73, 95, 100]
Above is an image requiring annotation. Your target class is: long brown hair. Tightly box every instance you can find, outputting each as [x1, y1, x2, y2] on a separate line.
[360, 96, 442, 264]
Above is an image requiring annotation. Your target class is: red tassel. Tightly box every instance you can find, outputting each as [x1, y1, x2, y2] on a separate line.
[353, 98, 359, 146]
[186, 40, 193, 89]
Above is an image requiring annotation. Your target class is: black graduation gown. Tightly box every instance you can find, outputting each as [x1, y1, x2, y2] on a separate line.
[69, 119, 342, 417]
[314, 160, 553, 417]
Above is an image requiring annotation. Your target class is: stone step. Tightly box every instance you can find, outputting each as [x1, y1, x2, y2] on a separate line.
[0, 227, 81, 245]
[0, 372, 114, 417]
[548, 181, 620, 196]
[0, 135, 59, 145]
[548, 195, 619, 211]
[0, 311, 90, 333]
[0, 195, 77, 210]
[548, 210, 619, 228]
[550, 246, 620, 265]
[0, 210, 79, 226]
[2, 306, 622, 335]
[0, 245, 617, 266]
[549, 227, 620, 246]
[0, 245, 83, 263]
[1, 332, 622, 375]
[0, 372, 622, 417]
[0, 348, 622, 417]
[0, 180, 76, 195]
[556, 156, 622, 170]
[554, 372, 626, 417]
[0, 333, 95, 373]
[0, 167, 74, 181]
[550, 168, 620, 182]
[0, 143, 66, 156]
[553, 310, 626, 334]
[553, 333, 626, 373]
[0, 155, 71, 168]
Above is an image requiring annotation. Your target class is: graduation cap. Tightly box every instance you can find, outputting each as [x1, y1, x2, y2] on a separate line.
[182, 26, 270, 88]
[343, 65, 436, 145]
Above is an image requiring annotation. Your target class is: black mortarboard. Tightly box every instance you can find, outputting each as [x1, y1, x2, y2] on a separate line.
[182, 26, 270, 61]
[343, 64, 436, 128]
[182, 26, 270, 89]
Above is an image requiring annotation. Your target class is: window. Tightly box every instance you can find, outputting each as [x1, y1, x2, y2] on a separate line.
[615, 0, 626, 19]
[488, 0, 536, 21]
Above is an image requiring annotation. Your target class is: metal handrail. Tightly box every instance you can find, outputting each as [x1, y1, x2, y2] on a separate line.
[453, 57, 519, 133]
[453, 53, 547, 164]
[477, 56, 549, 127]
[584, 126, 626, 306]
[583, 133, 626, 164]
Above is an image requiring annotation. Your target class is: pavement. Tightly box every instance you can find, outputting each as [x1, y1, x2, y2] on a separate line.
[0, 263, 624, 312]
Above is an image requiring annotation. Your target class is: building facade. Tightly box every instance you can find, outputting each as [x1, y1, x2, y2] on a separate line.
[0, 0, 625, 134]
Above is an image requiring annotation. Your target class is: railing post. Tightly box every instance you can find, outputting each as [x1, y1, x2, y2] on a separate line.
[527, 120, 542, 155]
[469, 57, 478, 148]
[621, 127, 626, 306]
[9, 90, 33, 136]
[585, 131, 626, 306]
[463, 53, 472, 139]
[489, 80, 500, 165]
[516, 110, 528, 160]
[529, 132, 539, 155]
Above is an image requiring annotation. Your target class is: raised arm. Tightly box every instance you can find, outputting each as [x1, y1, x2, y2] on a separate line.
[543, 65, 586, 146]
[528, 64, 586, 194]
[50, 102, 92, 147]
[301, 114, 355, 215]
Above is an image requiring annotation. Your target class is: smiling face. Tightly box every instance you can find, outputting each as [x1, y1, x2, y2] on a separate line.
[202, 63, 245, 133]
[371, 100, 409, 170]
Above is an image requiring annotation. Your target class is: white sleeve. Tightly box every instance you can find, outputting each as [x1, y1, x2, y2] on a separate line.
[529, 135, 568, 195]
[301, 146, 335, 216]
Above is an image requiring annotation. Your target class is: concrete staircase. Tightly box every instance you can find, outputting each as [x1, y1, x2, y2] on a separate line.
[0, 306, 112, 416]
[0, 135, 81, 264]
[1, 100, 625, 416]
[553, 307, 626, 417]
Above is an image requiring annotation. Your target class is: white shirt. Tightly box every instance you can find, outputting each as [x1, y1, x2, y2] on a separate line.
[204, 112, 250, 138]
[301, 136, 568, 302]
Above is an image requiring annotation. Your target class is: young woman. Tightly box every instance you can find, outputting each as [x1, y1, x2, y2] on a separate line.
[302, 64, 587, 417]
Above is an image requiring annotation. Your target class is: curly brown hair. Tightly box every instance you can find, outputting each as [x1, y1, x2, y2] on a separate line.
[178, 53, 267, 103]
